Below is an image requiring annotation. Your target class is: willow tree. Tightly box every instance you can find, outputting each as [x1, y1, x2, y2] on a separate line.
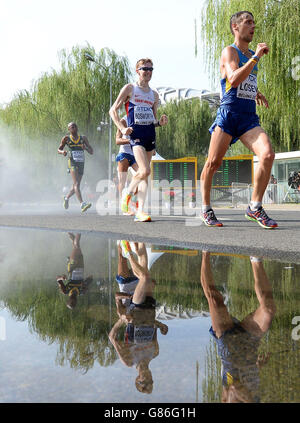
[199, 0, 300, 151]
[0, 44, 132, 144]
[156, 98, 215, 170]
[0, 45, 132, 191]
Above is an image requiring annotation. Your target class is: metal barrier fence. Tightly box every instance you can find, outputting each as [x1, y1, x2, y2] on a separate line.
[228, 182, 300, 206]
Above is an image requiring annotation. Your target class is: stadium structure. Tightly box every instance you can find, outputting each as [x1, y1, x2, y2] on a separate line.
[156, 86, 220, 107]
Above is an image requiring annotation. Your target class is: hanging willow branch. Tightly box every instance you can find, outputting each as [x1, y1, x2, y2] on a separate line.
[0, 43, 132, 144]
[200, 0, 300, 151]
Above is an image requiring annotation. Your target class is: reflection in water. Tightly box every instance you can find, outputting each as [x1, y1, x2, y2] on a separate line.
[0, 228, 299, 402]
[56, 233, 93, 309]
[201, 252, 276, 403]
[109, 241, 168, 394]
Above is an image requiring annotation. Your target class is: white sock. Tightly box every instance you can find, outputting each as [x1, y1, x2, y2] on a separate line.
[202, 205, 211, 213]
[250, 201, 262, 211]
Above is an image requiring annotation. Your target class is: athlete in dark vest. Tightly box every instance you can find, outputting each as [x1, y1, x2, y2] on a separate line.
[58, 122, 93, 212]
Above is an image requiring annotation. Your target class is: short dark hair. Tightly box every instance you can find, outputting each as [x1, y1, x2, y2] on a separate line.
[230, 11, 254, 35]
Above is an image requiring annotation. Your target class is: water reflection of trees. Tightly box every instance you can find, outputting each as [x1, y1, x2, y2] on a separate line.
[0, 278, 118, 373]
[149, 252, 231, 312]
[0, 243, 299, 401]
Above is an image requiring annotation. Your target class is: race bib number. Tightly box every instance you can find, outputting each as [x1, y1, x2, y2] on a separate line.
[237, 73, 257, 101]
[134, 106, 154, 125]
[71, 268, 84, 280]
[72, 150, 84, 162]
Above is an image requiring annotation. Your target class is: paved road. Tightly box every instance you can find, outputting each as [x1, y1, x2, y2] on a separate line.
[1, 205, 300, 262]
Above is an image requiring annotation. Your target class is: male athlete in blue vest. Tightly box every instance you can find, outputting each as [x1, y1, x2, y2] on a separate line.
[200, 11, 277, 229]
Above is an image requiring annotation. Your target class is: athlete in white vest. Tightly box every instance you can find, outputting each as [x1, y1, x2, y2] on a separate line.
[110, 58, 168, 222]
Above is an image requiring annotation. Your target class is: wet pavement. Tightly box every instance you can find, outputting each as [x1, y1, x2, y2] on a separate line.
[1, 205, 300, 262]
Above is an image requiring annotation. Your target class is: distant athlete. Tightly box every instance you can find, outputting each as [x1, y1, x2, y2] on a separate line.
[57, 233, 93, 309]
[200, 11, 278, 229]
[58, 122, 93, 212]
[110, 58, 168, 222]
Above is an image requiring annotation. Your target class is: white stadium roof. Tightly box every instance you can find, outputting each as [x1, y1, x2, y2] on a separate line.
[156, 86, 220, 107]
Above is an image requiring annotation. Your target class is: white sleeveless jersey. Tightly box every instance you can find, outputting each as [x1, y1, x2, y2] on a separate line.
[118, 115, 134, 155]
[126, 84, 155, 126]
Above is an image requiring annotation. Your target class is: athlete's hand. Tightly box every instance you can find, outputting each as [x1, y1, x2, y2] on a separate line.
[63, 150, 67, 157]
[159, 114, 168, 126]
[159, 323, 168, 335]
[256, 352, 271, 368]
[256, 91, 269, 108]
[255, 43, 269, 58]
[121, 127, 133, 136]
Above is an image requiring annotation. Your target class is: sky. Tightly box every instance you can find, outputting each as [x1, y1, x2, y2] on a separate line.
[0, 0, 214, 105]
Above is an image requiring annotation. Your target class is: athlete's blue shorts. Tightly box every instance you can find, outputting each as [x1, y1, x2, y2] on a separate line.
[116, 152, 136, 166]
[209, 107, 260, 145]
[115, 275, 139, 285]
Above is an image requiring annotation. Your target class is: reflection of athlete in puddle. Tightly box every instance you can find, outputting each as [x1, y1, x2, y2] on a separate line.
[201, 252, 276, 402]
[56, 233, 93, 309]
[109, 241, 168, 394]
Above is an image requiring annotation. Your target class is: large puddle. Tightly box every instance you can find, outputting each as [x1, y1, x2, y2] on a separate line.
[0, 228, 299, 403]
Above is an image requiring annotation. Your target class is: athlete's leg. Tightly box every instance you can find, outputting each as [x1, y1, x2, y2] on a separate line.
[200, 251, 234, 338]
[240, 259, 276, 337]
[69, 233, 83, 265]
[70, 169, 83, 203]
[131, 162, 139, 174]
[127, 145, 152, 213]
[66, 186, 75, 200]
[240, 127, 275, 203]
[130, 163, 139, 199]
[68, 232, 81, 249]
[117, 158, 130, 197]
[126, 243, 149, 279]
[130, 257, 154, 305]
[117, 244, 133, 278]
[200, 127, 232, 206]
[132, 242, 148, 269]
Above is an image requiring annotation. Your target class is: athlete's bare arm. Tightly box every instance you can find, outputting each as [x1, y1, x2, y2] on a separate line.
[221, 43, 269, 88]
[57, 276, 67, 293]
[109, 84, 134, 136]
[152, 91, 168, 126]
[58, 136, 68, 156]
[82, 136, 93, 154]
[116, 118, 131, 145]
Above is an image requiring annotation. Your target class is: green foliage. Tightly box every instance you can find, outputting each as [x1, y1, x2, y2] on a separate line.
[0, 44, 132, 193]
[0, 43, 132, 148]
[200, 0, 300, 151]
[156, 98, 216, 169]
[1, 228, 299, 398]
